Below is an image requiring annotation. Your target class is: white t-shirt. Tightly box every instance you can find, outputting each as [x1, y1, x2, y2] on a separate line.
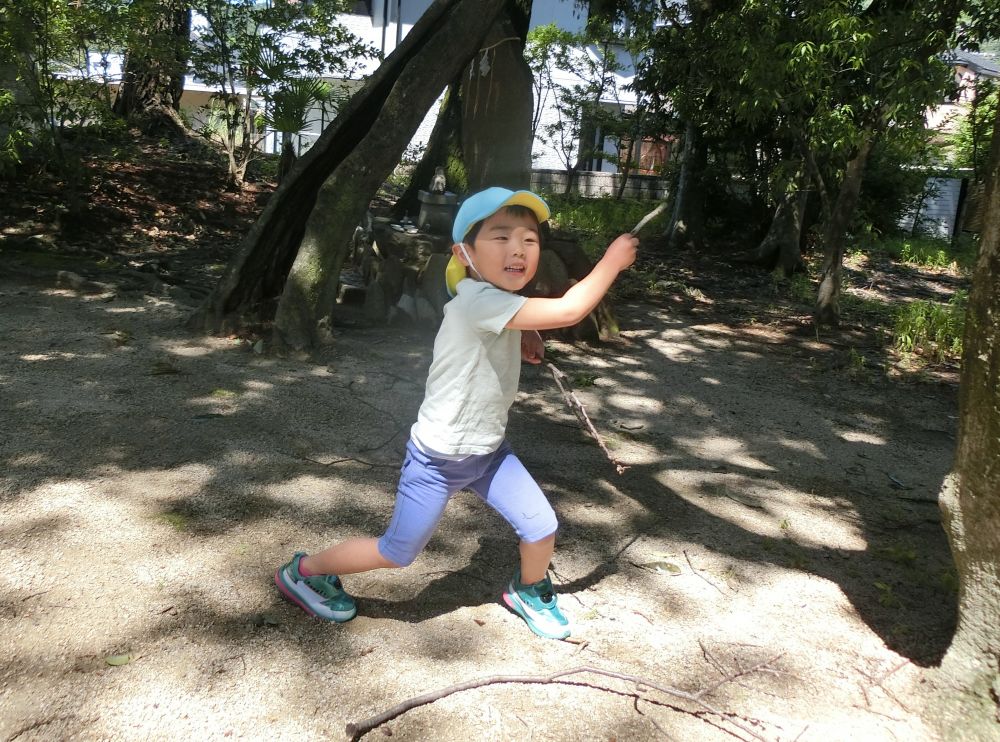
[410, 278, 527, 456]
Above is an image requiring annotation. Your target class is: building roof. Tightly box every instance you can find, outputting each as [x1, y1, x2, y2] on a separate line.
[944, 49, 1000, 78]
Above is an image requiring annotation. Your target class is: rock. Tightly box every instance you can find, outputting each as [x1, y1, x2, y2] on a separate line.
[56, 270, 114, 295]
[527, 250, 571, 297]
[381, 256, 404, 305]
[363, 276, 387, 323]
[396, 275, 417, 321]
[419, 253, 452, 318]
[415, 296, 437, 324]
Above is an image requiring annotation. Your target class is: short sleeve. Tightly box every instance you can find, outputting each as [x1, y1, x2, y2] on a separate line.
[454, 279, 527, 334]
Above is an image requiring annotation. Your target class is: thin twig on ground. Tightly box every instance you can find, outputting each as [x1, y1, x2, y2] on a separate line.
[345, 664, 776, 741]
[546, 362, 628, 475]
[684, 549, 726, 594]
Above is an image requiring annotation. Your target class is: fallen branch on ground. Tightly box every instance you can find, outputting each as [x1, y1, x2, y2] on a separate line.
[546, 362, 628, 475]
[345, 663, 780, 740]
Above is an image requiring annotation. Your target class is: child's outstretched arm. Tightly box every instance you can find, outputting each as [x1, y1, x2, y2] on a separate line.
[507, 233, 638, 331]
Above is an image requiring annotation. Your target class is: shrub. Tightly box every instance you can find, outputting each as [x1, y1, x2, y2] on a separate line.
[893, 290, 967, 361]
[877, 235, 978, 271]
[545, 193, 667, 257]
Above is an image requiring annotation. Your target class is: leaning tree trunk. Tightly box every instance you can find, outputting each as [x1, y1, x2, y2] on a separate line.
[935, 98, 1000, 738]
[459, 2, 534, 191]
[188, 0, 507, 348]
[814, 135, 875, 328]
[113, 0, 190, 138]
[746, 164, 808, 275]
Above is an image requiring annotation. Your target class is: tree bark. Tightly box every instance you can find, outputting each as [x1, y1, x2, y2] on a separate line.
[666, 120, 706, 249]
[814, 135, 874, 327]
[935, 97, 1000, 738]
[188, 0, 507, 348]
[113, 0, 191, 138]
[745, 164, 808, 275]
[392, 84, 463, 220]
[459, 3, 534, 191]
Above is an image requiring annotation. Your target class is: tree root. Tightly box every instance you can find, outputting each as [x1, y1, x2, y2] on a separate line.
[345, 663, 780, 740]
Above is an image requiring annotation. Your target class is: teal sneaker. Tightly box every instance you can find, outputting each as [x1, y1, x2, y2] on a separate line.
[274, 552, 357, 623]
[502, 570, 570, 640]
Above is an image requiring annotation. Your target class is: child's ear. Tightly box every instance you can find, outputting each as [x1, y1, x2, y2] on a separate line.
[452, 242, 469, 266]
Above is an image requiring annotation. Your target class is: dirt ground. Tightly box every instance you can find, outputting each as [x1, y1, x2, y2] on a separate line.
[0, 236, 963, 740]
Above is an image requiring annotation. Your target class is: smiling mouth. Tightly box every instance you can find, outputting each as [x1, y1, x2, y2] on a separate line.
[504, 266, 525, 274]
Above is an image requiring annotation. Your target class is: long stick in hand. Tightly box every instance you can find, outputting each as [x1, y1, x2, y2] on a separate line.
[547, 362, 627, 475]
[630, 201, 668, 236]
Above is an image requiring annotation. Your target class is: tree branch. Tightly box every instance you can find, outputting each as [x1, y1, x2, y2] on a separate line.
[345, 664, 778, 740]
[546, 362, 628, 475]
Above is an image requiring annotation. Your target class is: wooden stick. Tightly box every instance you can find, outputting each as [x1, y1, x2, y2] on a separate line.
[345, 665, 770, 740]
[546, 362, 627, 475]
[630, 201, 669, 236]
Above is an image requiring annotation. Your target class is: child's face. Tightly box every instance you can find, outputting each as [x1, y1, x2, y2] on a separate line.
[457, 208, 540, 293]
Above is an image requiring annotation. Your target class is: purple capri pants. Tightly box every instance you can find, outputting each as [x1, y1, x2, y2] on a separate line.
[377, 439, 558, 567]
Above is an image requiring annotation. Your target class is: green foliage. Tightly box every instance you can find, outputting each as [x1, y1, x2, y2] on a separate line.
[188, 0, 375, 186]
[0, 89, 32, 178]
[947, 78, 997, 178]
[0, 0, 127, 174]
[876, 235, 978, 271]
[545, 193, 665, 257]
[857, 131, 943, 238]
[893, 290, 968, 360]
[525, 22, 630, 180]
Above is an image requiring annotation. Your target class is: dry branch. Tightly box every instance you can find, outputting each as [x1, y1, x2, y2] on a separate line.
[546, 362, 628, 475]
[345, 664, 777, 740]
[631, 201, 670, 236]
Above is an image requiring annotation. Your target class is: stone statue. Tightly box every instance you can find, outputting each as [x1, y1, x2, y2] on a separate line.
[429, 166, 447, 194]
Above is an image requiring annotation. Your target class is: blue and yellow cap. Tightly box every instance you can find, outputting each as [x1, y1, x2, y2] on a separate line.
[446, 187, 550, 297]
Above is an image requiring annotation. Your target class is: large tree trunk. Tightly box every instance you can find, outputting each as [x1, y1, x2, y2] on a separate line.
[935, 98, 1000, 738]
[814, 136, 874, 327]
[392, 84, 463, 220]
[188, 0, 506, 348]
[113, 0, 190, 138]
[459, 2, 534, 191]
[666, 121, 706, 249]
[745, 164, 808, 275]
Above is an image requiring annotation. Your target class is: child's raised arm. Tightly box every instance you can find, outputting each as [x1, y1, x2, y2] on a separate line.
[507, 233, 638, 331]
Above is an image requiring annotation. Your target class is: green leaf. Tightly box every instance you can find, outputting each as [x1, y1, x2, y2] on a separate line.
[639, 560, 682, 575]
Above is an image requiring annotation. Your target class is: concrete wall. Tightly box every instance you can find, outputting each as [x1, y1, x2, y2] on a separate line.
[530, 168, 668, 201]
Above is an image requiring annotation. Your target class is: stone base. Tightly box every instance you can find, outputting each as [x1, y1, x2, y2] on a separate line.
[417, 190, 459, 236]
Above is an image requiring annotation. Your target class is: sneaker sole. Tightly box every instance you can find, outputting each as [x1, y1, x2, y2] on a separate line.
[502, 589, 570, 640]
[274, 568, 357, 623]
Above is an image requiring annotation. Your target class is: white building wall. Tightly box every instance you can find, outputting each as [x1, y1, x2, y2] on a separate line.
[526, 0, 640, 173]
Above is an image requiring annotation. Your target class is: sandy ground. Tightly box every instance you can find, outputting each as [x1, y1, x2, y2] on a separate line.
[0, 272, 960, 741]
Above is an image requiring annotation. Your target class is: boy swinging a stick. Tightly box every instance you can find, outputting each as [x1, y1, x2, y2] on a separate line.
[276, 187, 637, 639]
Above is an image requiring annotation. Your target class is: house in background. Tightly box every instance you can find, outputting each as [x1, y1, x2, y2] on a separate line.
[74, 1, 664, 196]
[903, 49, 999, 239]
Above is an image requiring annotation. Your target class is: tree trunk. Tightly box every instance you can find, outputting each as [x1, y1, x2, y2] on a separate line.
[113, 0, 191, 138]
[277, 132, 296, 185]
[746, 164, 808, 275]
[814, 136, 874, 328]
[935, 97, 1000, 738]
[188, 0, 507, 348]
[459, 3, 534, 191]
[666, 120, 705, 249]
[392, 84, 464, 220]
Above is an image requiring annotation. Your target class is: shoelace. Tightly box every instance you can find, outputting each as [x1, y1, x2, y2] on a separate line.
[306, 573, 344, 600]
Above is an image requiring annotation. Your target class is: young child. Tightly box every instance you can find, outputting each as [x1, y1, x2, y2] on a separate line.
[275, 187, 638, 639]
